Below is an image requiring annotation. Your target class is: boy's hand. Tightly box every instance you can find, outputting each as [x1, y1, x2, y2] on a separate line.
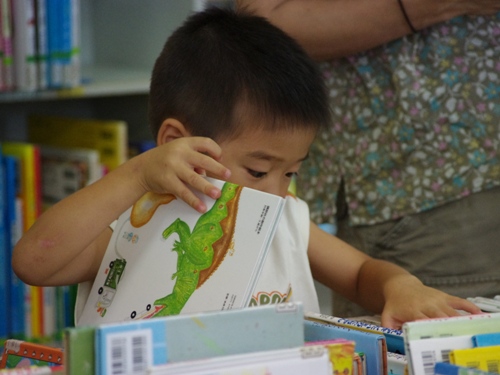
[136, 137, 231, 213]
[380, 275, 482, 329]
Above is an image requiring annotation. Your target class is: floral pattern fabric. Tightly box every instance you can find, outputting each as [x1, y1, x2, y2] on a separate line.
[298, 14, 500, 226]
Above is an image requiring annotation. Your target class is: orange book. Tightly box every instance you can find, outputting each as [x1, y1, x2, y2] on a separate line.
[0, 339, 63, 369]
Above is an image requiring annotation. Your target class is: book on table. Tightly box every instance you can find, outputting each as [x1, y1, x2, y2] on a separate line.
[77, 177, 285, 326]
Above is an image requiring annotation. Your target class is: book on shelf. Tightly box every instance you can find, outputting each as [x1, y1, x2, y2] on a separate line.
[450, 345, 500, 373]
[27, 115, 128, 171]
[305, 311, 405, 354]
[77, 177, 285, 326]
[39, 145, 103, 208]
[0, 148, 9, 341]
[304, 319, 387, 375]
[34, 0, 48, 90]
[403, 313, 500, 375]
[146, 345, 333, 375]
[91, 303, 304, 375]
[2, 142, 43, 339]
[1, 0, 15, 92]
[11, 0, 38, 92]
[434, 361, 499, 375]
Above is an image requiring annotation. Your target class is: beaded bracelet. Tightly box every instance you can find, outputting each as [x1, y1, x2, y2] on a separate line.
[397, 0, 417, 33]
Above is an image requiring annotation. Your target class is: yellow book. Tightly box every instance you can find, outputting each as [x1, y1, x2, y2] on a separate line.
[28, 115, 128, 171]
[2, 142, 43, 339]
[450, 345, 500, 373]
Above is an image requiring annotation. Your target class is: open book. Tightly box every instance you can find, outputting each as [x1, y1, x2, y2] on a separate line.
[78, 177, 285, 326]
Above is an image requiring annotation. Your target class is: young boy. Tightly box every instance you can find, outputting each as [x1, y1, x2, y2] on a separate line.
[12, 7, 480, 329]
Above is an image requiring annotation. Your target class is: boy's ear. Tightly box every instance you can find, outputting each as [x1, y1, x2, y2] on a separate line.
[157, 118, 191, 145]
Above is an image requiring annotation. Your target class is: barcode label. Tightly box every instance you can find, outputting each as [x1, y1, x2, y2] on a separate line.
[421, 350, 436, 375]
[106, 329, 152, 375]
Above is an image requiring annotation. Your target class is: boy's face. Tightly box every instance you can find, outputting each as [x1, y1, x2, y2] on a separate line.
[216, 126, 316, 198]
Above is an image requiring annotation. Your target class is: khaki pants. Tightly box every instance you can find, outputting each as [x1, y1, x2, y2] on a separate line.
[333, 186, 500, 318]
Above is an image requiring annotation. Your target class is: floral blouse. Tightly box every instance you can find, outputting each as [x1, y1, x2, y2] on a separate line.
[298, 14, 500, 226]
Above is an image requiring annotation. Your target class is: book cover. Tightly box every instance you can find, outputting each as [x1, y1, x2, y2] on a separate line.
[94, 303, 304, 375]
[27, 115, 128, 171]
[305, 311, 405, 354]
[304, 319, 387, 375]
[450, 346, 500, 373]
[78, 177, 285, 326]
[473, 332, 500, 348]
[146, 345, 332, 375]
[435, 362, 498, 375]
[63, 325, 95, 375]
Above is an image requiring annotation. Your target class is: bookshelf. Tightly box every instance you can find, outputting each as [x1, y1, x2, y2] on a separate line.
[0, 0, 194, 143]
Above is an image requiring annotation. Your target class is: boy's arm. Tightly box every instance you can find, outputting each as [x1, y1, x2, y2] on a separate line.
[308, 221, 481, 328]
[13, 138, 230, 287]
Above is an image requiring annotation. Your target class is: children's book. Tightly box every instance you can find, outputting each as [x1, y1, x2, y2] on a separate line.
[473, 332, 500, 348]
[39, 145, 102, 207]
[63, 325, 95, 375]
[305, 339, 355, 375]
[78, 177, 285, 325]
[305, 311, 405, 354]
[403, 313, 500, 375]
[0, 339, 63, 369]
[145, 345, 332, 375]
[304, 319, 387, 375]
[434, 362, 498, 375]
[450, 346, 500, 373]
[93, 303, 304, 375]
[386, 351, 407, 375]
[27, 115, 128, 171]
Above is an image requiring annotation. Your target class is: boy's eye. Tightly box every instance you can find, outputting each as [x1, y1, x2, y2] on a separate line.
[286, 172, 298, 178]
[247, 169, 266, 178]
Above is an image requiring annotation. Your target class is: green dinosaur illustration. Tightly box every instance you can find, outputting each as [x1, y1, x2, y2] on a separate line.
[153, 181, 242, 316]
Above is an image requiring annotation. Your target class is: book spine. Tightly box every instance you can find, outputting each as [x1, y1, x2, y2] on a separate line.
[0, 0, 14, 91]
[45, 0, 62, 89]
[12, 0, 38, 92]
[35, 0, 48, 90]
[0, 150, 9, 341]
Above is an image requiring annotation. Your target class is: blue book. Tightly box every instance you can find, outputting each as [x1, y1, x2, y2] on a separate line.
[435, 362, 497, 375]
[94, 303, 304, 375]
[304, 319, 387, 375]
[473, 332, 500, 347]
[3, 155, 25, 338]
[0, 148, 9, 340]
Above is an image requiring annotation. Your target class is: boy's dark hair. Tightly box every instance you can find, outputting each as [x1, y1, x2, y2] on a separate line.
[148, 6, 330, 141]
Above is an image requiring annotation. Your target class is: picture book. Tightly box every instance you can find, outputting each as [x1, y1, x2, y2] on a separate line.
[304, 319, 387, 375]
[405, 334, 474, 375]
[0, 339, 63, 369]
[434, 362, 498, 375]
[39, 145, 102, 207]
[402, 313, 500, 342]
[403, 313, 500, 375]
[63, 325, 96, 375]
[387, 351, 407, 375]
[305, 339, 355, 375]
[93, 303, 304, 375]
[145, 345, 332, 375]
[450, 346, 500, 373]
[78, 177, 285, 326]
[27, 115, 128, 171]
[473, 332, 500, 347]
[305, 311, 405, 354]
